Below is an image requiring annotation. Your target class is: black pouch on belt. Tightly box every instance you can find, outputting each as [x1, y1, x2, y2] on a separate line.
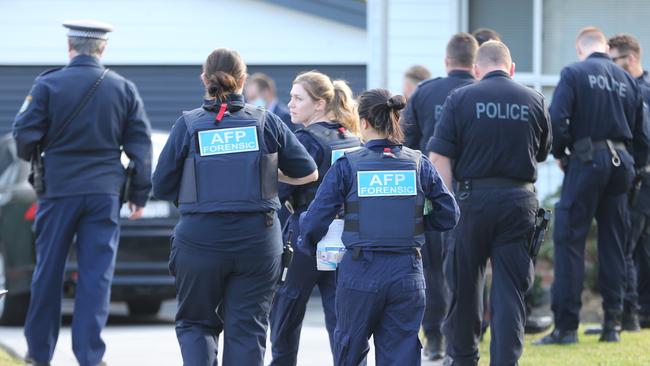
[279, 229, 294, 284]
[529, 208, 552, 260]
[573, 137, 593, 163]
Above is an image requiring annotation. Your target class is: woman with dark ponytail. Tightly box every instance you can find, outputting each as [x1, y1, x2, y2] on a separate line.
[152, 48, 318, 366]
[299, 88, 459, 365]
[269, 70, 361, 365]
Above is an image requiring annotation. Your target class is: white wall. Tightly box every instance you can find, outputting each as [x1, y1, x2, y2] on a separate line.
[0, 0, 367, 66]
[367, 0, 460, 94]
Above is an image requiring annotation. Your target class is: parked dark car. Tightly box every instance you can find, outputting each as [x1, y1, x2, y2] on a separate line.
[0, 131, 178, 325]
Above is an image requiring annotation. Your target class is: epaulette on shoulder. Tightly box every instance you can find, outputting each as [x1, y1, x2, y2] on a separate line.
[182, 107, 206, 119]
[345, 146, 367, 157]
[532, 88, 545, 99]
[418, 77, 442, 87]
[37, 67, 63, 78]
[243, 104, 265, 115]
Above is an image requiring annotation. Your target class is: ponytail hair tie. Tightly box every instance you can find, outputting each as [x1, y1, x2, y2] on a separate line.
[386, 95, 406, 110]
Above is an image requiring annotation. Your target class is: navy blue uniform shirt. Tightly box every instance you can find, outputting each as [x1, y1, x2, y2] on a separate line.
[401, 70, 476, 152]
[632, 71, 650, 211]
[550, 52, 650, 167]
[637, 71, 650, 107]
[271, 101, 298, 132]
[299, 139, 459, 255]
[13, 55, 153, 206]
[429, 70, 551, 182]
[152, 94, 316, 256]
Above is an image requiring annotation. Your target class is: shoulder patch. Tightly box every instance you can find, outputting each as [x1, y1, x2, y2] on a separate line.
[18, 95, 32, 114]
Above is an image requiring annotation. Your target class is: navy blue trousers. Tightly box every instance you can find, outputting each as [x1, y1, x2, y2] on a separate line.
[333, 250, 425, 366]
[443, 188, 536, 366]
[24, 194, 120, 366]
[552, 151, 634, 331]
[269, 239, 337, 366]
[171, 241, 281, 366]
[626, 204, 650, 314]
[636, 221, 650, 315]
[421, 231, 449, 340]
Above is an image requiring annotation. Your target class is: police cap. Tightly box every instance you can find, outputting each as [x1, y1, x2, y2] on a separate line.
[62, 20, 114, 40]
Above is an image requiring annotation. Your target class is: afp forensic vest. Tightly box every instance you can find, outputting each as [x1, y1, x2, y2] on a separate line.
[342, 146, 425, 248]
[291, 123, 361, 209]
[177, 105, 279, 213]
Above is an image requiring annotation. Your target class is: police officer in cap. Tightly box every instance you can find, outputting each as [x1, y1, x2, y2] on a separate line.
[13, 20, 153, 366]
[609, 33, 650, 330]
[535, 27, 650, 345]
[401, 32, 477, 361]
[299, 88, 459, 366]
[430, 41, 551, 365]
[152, 48, 318, 366]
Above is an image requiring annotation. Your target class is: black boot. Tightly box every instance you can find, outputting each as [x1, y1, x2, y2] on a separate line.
[533, 328, 578, 345]
[25, 356, 51, 366]
[640, 312, 650, 328]
[622, 303, 641, 332]
[525, 314, 553, 334]
[599, 309, 622, 342]
[622, 311, 641, 332]
[424, 334, 446, 361]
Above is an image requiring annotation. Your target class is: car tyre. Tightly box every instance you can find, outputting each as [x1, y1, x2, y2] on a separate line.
[127, 299, 162, 317]
[0, 253, 30, 325]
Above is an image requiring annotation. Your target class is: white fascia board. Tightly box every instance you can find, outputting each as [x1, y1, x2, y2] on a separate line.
[0, 0, 367, 65]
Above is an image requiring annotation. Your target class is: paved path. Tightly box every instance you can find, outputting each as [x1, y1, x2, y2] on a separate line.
[0, 298, 445, 366]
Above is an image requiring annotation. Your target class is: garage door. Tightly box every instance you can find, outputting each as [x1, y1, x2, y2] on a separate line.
[0, 64, 366, 134]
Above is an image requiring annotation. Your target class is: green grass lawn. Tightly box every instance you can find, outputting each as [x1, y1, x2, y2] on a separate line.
[477, 325, 650, 366]
[0, 347, 22, 366]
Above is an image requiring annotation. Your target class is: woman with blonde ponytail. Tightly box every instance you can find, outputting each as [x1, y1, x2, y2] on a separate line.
[268, 71, 361, 365]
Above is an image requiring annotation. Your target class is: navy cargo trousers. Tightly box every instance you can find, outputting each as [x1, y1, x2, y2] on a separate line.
[552, 149, 634, 331]
[443, 187, 536, 366]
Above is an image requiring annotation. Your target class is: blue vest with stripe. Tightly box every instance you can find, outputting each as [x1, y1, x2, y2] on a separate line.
[177, 104, 279, 213]
[342, 146, 425, 248]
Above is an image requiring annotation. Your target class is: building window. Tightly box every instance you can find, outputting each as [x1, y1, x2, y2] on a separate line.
[543, 0, 650, 75]
[469, 0, 534, 73]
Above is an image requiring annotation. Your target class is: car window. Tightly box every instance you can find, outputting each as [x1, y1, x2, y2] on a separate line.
[121, 130, 167, 174]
